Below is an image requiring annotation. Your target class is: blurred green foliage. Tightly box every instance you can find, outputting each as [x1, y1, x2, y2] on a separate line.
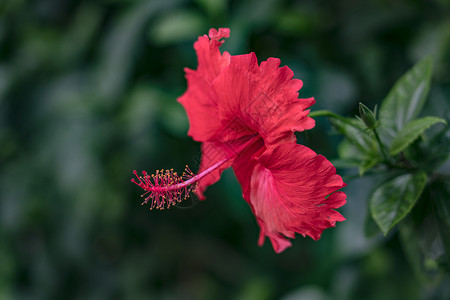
[324, 55, 449, 284]
[1, 0, 449, 299]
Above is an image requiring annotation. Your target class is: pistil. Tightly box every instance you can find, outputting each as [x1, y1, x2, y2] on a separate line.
[131, 134, 261, 210]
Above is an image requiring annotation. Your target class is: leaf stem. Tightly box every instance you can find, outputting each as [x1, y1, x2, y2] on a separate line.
[309, 110, 353, 125]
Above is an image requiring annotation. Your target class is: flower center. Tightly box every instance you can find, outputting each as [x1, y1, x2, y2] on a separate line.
[131, 135, 261, 210]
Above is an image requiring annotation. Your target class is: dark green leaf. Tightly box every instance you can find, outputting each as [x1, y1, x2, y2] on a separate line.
[370, 172, 427, 235]
[379, 57, 432, 142]
[421, 126, 450, 172]
[399, 216, 443, 284]
[389, 117, 447, 155]
[432, 180, 450, 272]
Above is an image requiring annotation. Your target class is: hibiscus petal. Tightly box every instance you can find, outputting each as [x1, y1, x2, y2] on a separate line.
[214, 53, 316, 147]
[244, 143, 346, 253]
[231, 137, 266, 202]
[178, 28, 231, 142]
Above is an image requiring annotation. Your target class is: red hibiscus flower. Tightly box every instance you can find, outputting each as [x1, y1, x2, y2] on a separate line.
[132, 28, 346, 253]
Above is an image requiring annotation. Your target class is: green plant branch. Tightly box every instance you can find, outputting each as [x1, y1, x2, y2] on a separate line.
[372, 128, 388, 162]
[309, 110, 354, 125]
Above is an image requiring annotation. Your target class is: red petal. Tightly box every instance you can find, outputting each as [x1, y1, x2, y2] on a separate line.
[194, 28, 230, 83]
[214, 53, 315, 147]
[231, 137, 266, 202]
[244, 143, 346, 253]
[178, 28, 231, 142]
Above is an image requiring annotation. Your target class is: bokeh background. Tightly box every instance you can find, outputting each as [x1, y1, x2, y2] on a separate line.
[1, 0, 449, 299]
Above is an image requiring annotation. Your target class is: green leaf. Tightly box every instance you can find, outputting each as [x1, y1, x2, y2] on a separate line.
[332, 117, 382, 174]
[379, 57, 433, 141]
[331, 117, 377, 156]
[370, 172, 427, 235]
[396, 179, 450, 283]
[399, 216, 443, 284]
[422, 126, 450, 172]
[432, 180, 450, 272]
[389, 116, 447, 155]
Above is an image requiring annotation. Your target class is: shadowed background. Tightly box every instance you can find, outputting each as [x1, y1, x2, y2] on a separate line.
[1, 0, 449, 299]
